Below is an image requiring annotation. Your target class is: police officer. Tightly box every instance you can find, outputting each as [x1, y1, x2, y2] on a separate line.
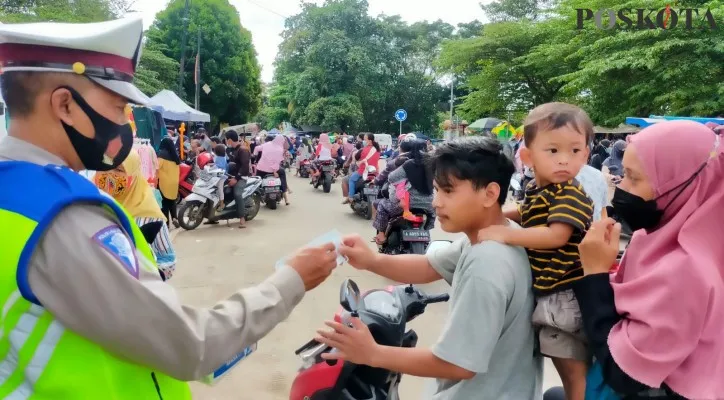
[0, 17, 337, 398]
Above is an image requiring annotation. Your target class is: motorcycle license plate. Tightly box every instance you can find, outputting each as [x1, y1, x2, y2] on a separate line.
[265, 187, 279, 193]
[263, 178, 282, 187]
[402, 230, 431, 242]
[363, 187, 377, 195]
[322, 165, 334, 172]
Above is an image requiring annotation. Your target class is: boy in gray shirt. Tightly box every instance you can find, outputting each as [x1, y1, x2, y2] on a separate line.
[317, 137, 542, 399]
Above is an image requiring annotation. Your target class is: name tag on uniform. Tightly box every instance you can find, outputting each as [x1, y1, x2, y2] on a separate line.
[199, 343, 257, 386]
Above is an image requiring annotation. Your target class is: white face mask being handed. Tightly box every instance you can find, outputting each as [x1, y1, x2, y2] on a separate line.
[56, 86, 133, 171]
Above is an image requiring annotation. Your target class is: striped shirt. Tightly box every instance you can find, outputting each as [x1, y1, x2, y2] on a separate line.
[520, 179, 593, 294]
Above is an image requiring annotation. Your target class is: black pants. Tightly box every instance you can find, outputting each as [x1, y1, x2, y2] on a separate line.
[234, 178, 248, 220]
[161, 196, 177, 223]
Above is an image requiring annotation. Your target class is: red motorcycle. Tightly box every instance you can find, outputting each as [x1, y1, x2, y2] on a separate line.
[178, 160, 195, 200]
[298, 159, 312, 179]
[311, 159, 336, 193]
[289, 279, 449, 400]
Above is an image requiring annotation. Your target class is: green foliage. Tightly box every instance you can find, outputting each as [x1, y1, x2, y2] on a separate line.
[134, 29, 180, 97]
[0, 0, 132, 22]
[441, 0, 724, 126]
[147, 0, 262, 125]
[266, 0, 455, 134]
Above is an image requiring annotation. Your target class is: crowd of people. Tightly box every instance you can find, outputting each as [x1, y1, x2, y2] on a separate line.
[312, 103, 724, 400]
[1, 15, 723, 399]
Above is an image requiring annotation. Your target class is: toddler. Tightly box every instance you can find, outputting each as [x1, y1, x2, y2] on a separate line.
[478, 102, 594, 400]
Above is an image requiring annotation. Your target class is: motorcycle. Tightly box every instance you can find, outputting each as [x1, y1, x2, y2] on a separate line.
[261, 175, 283, 209]
[298, 159, 313, 179]
[178, 159, 196, 200]
[177, 166, 263, 231]
[379, 211, 433, 255]
[289, 278, 449, 400]
[335, 156, 347, 178]
[350, 166, 378, 220]
[312, 159, 336, 193]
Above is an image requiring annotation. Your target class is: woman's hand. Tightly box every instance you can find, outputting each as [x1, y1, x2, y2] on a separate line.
[579, 218, 621, 275]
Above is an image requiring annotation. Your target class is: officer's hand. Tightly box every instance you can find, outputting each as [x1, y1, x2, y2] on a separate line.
[288, 243, 338, 291]
[339, 234, 379, 271]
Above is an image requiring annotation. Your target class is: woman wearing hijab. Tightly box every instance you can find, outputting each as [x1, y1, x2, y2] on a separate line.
[311, 133, 334, 183]
[157, 137, 180, 226]
[346, 133, 381, 204]
[561, 121, 724, 400]
[603, 139, 626, 178]
[590, 139, 611, 170]
[372, 140, 434, 244]
[95, 152, 177, 281]
[256, 135, 290, 205]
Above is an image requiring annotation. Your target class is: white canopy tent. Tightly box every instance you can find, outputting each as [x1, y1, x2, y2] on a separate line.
[148, 90, 210, 122]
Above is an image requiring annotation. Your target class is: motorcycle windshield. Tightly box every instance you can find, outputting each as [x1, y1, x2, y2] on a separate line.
[362, 290, 402, 323]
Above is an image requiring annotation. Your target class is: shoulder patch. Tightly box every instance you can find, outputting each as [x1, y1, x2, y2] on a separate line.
[92, 226, 139, 279]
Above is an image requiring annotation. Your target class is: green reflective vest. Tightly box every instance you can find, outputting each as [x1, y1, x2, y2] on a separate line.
[0, 161, 192, 399]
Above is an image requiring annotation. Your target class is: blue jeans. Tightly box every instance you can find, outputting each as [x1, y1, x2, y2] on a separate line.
[348, 172, 362, 198]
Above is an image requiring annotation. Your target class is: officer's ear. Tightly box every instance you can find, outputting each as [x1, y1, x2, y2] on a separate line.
[49, 86, 75, 125]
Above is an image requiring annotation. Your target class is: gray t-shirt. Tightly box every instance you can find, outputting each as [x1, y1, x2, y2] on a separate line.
[425, 234, 542, 400]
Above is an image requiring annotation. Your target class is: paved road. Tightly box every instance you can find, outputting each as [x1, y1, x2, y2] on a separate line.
[170, 172, 562, 400]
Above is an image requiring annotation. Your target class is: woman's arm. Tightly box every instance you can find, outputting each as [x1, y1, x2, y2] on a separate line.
[360, 147, 377, 164]
[574, 274, 654, 395]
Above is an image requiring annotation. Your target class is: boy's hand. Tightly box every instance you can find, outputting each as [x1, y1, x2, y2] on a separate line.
[477, 225, 512, 244]
[317, 318, 380, 366]
[339, 234, 379, 271]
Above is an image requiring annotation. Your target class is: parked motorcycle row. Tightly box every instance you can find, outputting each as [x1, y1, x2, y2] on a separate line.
[175, 155, 283, 230]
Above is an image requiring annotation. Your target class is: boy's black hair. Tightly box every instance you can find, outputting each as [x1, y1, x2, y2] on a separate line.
[213, 144, 226, 157]
[428, 136, 515, 205]
[226, 131, 239, 142]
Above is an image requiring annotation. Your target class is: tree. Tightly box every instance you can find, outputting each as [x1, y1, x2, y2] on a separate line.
[441, 0, 723, 126]
[147, 0, 262, 125]
[0, 0, 133, 22]
[266, 0, 452, 134]
[134, 30, 180, 97]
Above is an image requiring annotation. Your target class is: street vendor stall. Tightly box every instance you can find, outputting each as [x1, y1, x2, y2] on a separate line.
[148, 90, 210, 123]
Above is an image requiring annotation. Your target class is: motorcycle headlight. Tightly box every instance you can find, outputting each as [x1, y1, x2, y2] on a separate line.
[367, 166, 377, 173]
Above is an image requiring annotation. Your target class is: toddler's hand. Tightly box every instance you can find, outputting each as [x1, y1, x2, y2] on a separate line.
[477, 225, 511, 244]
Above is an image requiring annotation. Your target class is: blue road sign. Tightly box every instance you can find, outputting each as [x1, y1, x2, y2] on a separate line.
[394, 109, 407, 122]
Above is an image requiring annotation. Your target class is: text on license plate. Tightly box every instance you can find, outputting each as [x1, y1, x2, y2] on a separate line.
[265, 187, 279, 193]
[402, 230, 431, 242]
[363, 188, 377, 195]
[322, 165, 335, 171]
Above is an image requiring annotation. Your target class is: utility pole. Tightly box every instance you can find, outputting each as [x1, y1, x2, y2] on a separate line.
[449, 78, 454, 123]
[177, 0, 191, 98]
[194, 30, 201, 110]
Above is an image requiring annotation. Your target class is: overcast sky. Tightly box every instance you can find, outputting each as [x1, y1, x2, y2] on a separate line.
[131, 0, 488, 82]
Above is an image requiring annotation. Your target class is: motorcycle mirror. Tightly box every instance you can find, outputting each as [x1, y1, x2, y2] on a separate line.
[426, 240, 452, 255]
[339, 279, 361, 314]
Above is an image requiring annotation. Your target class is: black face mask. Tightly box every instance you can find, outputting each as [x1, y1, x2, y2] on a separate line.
[57, 86, 133, 171]
[610, 187, 663, 232]
[610, 165, 705, 232]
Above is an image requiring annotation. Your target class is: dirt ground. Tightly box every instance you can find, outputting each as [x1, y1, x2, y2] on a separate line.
[170, 170, 563, 400]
